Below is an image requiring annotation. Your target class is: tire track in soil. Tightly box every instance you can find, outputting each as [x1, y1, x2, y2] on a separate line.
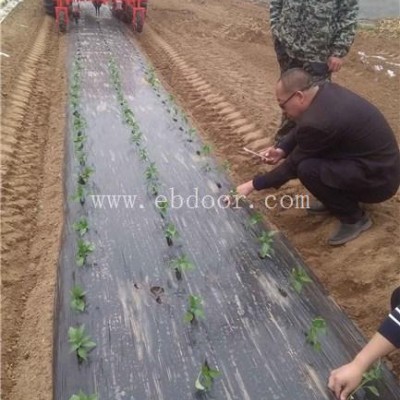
[135, 24, 276, 180]
[1, 14, 67, 400]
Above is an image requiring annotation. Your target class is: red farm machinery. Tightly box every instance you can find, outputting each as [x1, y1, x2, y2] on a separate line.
[44, 0, 148, 33]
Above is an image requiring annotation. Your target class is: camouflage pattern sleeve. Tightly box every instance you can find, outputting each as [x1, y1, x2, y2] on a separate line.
[269, 0, 283, 38]
[330, 0, 358, 58]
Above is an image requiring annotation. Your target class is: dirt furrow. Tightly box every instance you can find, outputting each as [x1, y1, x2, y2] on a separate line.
[1, 6, 67, 399]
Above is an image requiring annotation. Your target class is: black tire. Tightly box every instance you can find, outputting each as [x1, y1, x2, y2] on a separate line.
[59, 11, 66, 32]
[43, 0, 55, 16]
[136, 11, 143, 33]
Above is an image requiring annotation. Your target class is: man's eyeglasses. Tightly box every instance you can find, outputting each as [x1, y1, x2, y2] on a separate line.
[278, 83, 315, 109]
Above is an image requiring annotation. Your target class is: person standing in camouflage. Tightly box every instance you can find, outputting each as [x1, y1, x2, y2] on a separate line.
[270, 0, 358, 140]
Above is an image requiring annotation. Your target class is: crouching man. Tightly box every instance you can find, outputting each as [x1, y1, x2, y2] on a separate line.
[236, 68, 400, 245]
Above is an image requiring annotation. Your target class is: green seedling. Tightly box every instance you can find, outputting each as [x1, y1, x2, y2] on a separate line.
[123, 107, 135, 125]
[290, 267, 312, 294]
[71, 81, 80, 93]
[73, 133, 87, 151]
[69, 391, 98, 400]
[71, 95, 80, 110]
[72, 184, 86, 205]
[168, 94, 174, 102]
[306, 317, 327, 351]
[258, 230, 275, 259]
[249, 212, 263, 226]
[156, 199, 169, 218]
[165, 223, 179, 246]
[145, 162, 158, 181]
[349, 362, 382, 399]
[146, 67, 159, 87]
[200, 144, 212, 156]
[73, 116, 87, 134]
[70, 285, 86, 312]
[76, 239, 95, 267]
[184, 295, 205, 323]
[148, 182, 160, 197]
[195, 360, 221, 392]
[73, 217, 89, 236]
[76, 150, 87, 166]
[68, 325, 96, 361]
[78, 166, 94, 185]
[131, 130, 142, 146]
[70, 90, 78, 100]
[170, 254, 195, 280]
[139, 148, 148, 161]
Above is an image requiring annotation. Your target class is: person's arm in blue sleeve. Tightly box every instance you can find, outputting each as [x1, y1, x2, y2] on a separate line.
[328, 287, 400, 400]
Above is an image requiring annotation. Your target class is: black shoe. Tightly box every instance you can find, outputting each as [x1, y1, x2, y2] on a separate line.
[306, 199, 329, 215]
[328, 214, 372, 246]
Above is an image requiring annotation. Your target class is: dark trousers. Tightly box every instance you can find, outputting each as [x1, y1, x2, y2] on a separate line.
[274, 39, 331, 141]
[297, 159, 395, 224]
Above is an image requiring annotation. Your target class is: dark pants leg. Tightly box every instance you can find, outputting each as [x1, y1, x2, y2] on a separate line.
[297, 159, 370, 224]
[274, 39, 331, 142]
[391, 287, 400, 311]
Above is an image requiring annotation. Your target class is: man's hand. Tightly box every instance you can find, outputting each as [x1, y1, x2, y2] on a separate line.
[236, 180, 255, 197]
[260, 147, 286, 165]
[328, 361, 363, 400]
[328, 56, 344, 72]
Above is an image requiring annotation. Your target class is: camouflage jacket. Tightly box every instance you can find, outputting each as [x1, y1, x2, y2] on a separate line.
[270, 0, 358, 62]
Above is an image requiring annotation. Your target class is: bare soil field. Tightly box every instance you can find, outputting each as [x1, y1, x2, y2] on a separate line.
[1, 0, 67, 398]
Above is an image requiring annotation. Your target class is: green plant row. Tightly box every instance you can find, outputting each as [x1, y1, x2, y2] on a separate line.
[108, 59, 222, 393]
[67, 55, 97, 390]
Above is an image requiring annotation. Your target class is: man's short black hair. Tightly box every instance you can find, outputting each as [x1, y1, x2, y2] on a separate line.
[279, 68, 314, 93]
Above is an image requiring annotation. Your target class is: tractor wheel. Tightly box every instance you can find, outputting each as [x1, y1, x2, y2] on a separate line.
[135, 11, 144, 33]
[59, 11, 66, 33]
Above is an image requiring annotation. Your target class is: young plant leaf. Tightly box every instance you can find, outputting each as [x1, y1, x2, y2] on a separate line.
[170, 254, 195, 276]
[69, 390, 98, 400]
[290, 267, 312, 294]
[78, 166, 94, 185]
[72, 184, 86, 205]
[184, 295, 204, 324]
[139, 148, 148, 161]
[68, 325, 96, 361]
[349, 362, 382, 400]
[73, 217, 89, 236]
[258, 230, 275, 259]
[156, 199, 169, 218]
[195, 360, 221, 392]
[145, 162, 158, 181]
[200, 144, 212, 156]
[249, 212, 263, 226]
[165, 223, 179, 246]
[306, 317, 327, 351]
[70, 285, 86, 312]
[76, 240, 95, 267]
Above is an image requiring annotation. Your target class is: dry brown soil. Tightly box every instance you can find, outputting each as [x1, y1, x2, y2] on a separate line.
[1, 0, 67, 398]
[0, 0, 399, 398]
